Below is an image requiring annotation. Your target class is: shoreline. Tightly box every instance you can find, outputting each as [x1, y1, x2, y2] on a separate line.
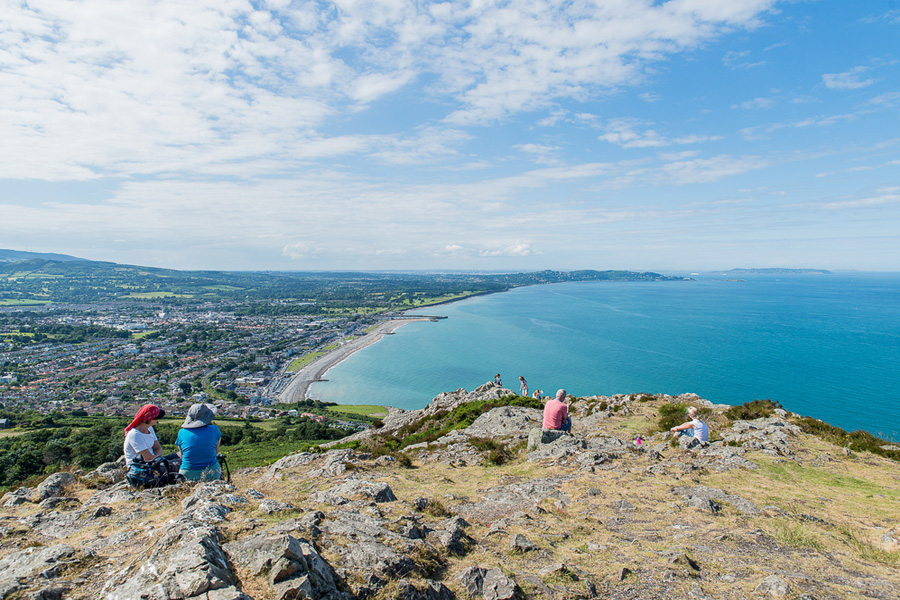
[278, 316, 436, 403]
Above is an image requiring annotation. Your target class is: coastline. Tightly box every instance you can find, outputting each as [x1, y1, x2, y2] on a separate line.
[278, 317, 436, 403]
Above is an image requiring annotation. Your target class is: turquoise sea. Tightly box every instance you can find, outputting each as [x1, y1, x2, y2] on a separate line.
[309, 273, 900, 440]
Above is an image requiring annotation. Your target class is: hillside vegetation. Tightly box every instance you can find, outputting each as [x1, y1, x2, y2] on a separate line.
[1, 384, 898, 600]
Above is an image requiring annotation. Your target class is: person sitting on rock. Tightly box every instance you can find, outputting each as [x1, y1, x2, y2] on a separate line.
[493, 373, 502, 387]
[670, 406, 709, 443]
[124, 404, 165, 466]
[176, 403, 222, 481]
[124, 404, 181, 488]
[542, 389, 572, 432]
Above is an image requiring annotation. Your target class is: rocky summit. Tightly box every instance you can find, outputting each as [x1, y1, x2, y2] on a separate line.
[1, 384, 899, 600]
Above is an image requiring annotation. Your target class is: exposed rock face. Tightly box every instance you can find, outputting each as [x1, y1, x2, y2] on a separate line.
[464, 406, 541, 439]
[457, 566, 519, 600]
[0, 544, 75, 582]
[1, 385, 897, 600]
[721, 418, 801, 456]
[674, 486, 761, 515]
[103, 516, 237, 600]
[226, 534, 351, 600]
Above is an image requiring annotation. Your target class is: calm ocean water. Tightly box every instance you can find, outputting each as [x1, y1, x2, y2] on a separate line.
[309, 273, 900, 440]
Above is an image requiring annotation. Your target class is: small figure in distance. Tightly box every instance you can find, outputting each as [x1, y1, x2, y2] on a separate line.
[542, 389, 572, 432]
[493, 373, 502, 387]
[532, 388, 544, 400]
[670, 406, 709, 443]
[519, 375, 528, 397]
[176, 403, 223, 481]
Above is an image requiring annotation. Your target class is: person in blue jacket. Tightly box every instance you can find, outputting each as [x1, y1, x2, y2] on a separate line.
[176, 403, 222, 481]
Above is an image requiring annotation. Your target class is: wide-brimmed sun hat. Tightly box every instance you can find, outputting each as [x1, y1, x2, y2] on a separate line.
[182, 403, 217, 429]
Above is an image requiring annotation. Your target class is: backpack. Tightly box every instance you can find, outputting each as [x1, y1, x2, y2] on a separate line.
[126, 455, 182, 489]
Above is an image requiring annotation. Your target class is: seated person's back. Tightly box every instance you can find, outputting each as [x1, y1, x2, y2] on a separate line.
[542, 389, 571, 431]
[176, 403, 222, 481]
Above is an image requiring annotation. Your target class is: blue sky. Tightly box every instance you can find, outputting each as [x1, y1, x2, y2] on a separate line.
[1, 0, 898, 271]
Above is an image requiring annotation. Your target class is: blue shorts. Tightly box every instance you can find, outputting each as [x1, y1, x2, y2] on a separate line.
[179, 463, 222, 481]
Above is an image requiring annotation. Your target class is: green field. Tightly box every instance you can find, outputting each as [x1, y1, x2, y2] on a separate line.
[326, 404, 387, 417]
[0, 299, 52, 306]
[285, 342, 341, 372]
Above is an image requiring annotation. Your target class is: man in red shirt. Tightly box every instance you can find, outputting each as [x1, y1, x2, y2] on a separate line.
[542, 389, 571, 432]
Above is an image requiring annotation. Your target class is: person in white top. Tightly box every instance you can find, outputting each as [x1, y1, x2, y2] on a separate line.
[123, 404, 165, 466]
[670, 406, 709, 442]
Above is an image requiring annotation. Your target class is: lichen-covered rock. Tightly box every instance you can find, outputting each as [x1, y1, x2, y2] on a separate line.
[103, 518, 235, 600]
[455, 478, 569, 523]
[259, 499, 297, 514]
[674, 486, 760, 515]
[32, 473, 76, 502]
[395, 579, 454, 600]
[754, 574, 790, 597]
[313, 478, 396, 505]
[457, 566, 518, 600]
[225, 533, 351, 600]
[0, 544, 75, 582]
[465, 406, 541, 439]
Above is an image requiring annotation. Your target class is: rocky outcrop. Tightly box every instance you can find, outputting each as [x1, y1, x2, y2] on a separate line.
[225, 534, 351, 600]
[1, 386, 897, 600]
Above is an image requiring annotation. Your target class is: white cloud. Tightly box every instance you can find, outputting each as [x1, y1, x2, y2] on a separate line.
[599, 118, 722, 148]
[822, 66, 876, 90]
[478, 241, 534, 257]
[515, 143, 562, 165]
[733, 97, 775, 110]
[282, 241, 320, 259]
[820, 190, 900, 209]
[723, 50, 765, 69]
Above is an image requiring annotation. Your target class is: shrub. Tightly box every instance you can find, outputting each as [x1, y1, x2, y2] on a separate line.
[724, 399, 783, 422]
[657, 403, 689, 432]
[796, 417, 900, 462]
[422, 498, 452, 518]
[395, 452, 413, 468]
[370, 419, 384, 429]
[657, 402, 713, 433]
[597, 401, 608, 411]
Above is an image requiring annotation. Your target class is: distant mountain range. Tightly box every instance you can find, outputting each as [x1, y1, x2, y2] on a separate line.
[0, 248, 687, 305]
[0, 249, 86, 264]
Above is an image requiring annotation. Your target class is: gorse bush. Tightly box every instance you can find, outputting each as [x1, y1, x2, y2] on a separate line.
[724, 399, 784, 422]
[656, 403, 712, 433]
[796, 417, 900, 462]
[657, 403, 688, 431]
[385, 395, 542, 451]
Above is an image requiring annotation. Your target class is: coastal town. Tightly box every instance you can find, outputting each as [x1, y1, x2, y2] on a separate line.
[0, 298, 379, 425]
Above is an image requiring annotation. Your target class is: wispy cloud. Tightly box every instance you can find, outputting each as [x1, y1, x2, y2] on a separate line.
[820, 188, 900, 209]
[723, 50, 765, 69]
[599, 119, 722, 148]
[822, 66, 876, 90]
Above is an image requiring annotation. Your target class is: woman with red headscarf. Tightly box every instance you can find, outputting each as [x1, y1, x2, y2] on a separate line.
[123, 404, 165, 466]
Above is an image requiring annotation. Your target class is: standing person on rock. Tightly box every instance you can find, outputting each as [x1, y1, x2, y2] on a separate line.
[542, 389, 572, 432]
[519, 376, 528, 397]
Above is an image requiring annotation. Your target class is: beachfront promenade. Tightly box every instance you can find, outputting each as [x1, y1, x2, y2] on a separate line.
[278, 316, 437, 403]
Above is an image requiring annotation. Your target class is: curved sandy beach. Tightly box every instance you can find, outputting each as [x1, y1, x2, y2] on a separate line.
[278, 317, 435, 403]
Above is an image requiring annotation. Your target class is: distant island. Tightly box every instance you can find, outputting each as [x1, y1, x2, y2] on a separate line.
[724, 268, 831, 275]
